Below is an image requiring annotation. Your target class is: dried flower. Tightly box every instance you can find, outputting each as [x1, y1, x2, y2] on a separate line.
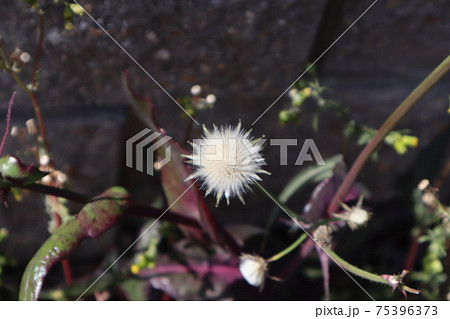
[184, 121, 269, 206]
[381, 270, 421, 297]
[417, 179, 439, 208]
[239, 254, 268, 289]
[313, 225, 333, 247]
[336, 195, 372, 230]
[25, 118, 38, 135]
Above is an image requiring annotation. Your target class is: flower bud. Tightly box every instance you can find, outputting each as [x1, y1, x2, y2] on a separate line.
[347, 207, 371, 230]
[205, 94, 216, 105]
[20, 52, 31, 64]
[239, 254, 268, 288]
[190, 84, 202, 96]
[9, 47, 22, 64]
[26, 118, 38, 135]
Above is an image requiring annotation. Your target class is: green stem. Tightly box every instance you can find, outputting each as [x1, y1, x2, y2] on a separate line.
[323, 246, 387, 284]
[266, 217, 340, 262]
[0, 48, 30, 93]
[267, 233, 308, 262]
[328, 54, 450, 214]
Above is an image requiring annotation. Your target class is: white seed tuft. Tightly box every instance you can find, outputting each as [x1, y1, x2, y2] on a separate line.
[184, 122, 269, 206]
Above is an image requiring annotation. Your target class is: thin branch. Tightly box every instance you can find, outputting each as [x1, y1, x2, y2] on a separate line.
[0, 92, 15, 157]
[328, 54, 450, 214]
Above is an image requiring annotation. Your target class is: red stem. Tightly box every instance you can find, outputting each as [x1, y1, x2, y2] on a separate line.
[0, 92, 15, 157]
[61, 259, 74, 285]
[328, 55, 450, 214]
[404, 230, 423, 271]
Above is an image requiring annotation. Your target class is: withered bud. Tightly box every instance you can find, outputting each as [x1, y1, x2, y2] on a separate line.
[10, 126, 19, 137]
[25, 118, 38, 135]
[418, 179, 430, 191]
[10, 47, 22, 64]
[313, 225, 333, 248]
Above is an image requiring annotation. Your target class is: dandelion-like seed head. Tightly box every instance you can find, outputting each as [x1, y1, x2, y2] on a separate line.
[336, 195, 372, 230]
[184, 121, 269, 206]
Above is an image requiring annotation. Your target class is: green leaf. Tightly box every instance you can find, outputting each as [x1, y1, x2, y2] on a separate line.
[278, 154, 343, 204]
[0, 155, 47, 187]
[19, 187, 129, 301]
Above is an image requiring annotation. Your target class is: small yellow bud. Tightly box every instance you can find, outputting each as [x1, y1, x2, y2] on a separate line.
[69, 4, 85, 15]
[301, 87, 312, 97]
[130, 264, 140, 275]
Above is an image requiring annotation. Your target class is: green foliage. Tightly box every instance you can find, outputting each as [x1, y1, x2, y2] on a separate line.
[0, 155, 47, 187]
[279, 68, 419, 156]
[410, 185, 450, 299]
[0, 228, 10, 284]
[346, 124, 419, 157]
[21, 0, 84, 29]
[19, 187, 129, 300]
[177, 86, 216, 118]
[63, 3, 84, 30]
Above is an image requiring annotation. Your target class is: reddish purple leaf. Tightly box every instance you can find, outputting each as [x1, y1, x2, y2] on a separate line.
[303, 160, 364, 222]
[122, 72, 239, 254]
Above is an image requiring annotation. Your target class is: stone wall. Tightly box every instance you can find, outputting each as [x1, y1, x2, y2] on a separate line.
[0, 0, 449, 264]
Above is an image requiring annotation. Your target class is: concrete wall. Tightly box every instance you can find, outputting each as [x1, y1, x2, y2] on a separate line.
[0, 0, 449, 263]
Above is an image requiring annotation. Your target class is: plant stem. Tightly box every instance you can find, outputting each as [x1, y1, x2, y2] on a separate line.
[18, 183, 91, 203]
[267, 233, 308, 262]
[266, 216, 339, 262]
[323, 246, 387, 284]
[0, 47, 53, 167]
[328, 54, 450, 214]
[0, 92, 15, 157]
[31, 13, 44, 89]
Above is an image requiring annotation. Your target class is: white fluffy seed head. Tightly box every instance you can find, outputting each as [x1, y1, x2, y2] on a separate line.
[337, 196, 372, 230]
[184, 122, 269, 206]
[239, 254, 268, 288]
[347, 207, 370, 230]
